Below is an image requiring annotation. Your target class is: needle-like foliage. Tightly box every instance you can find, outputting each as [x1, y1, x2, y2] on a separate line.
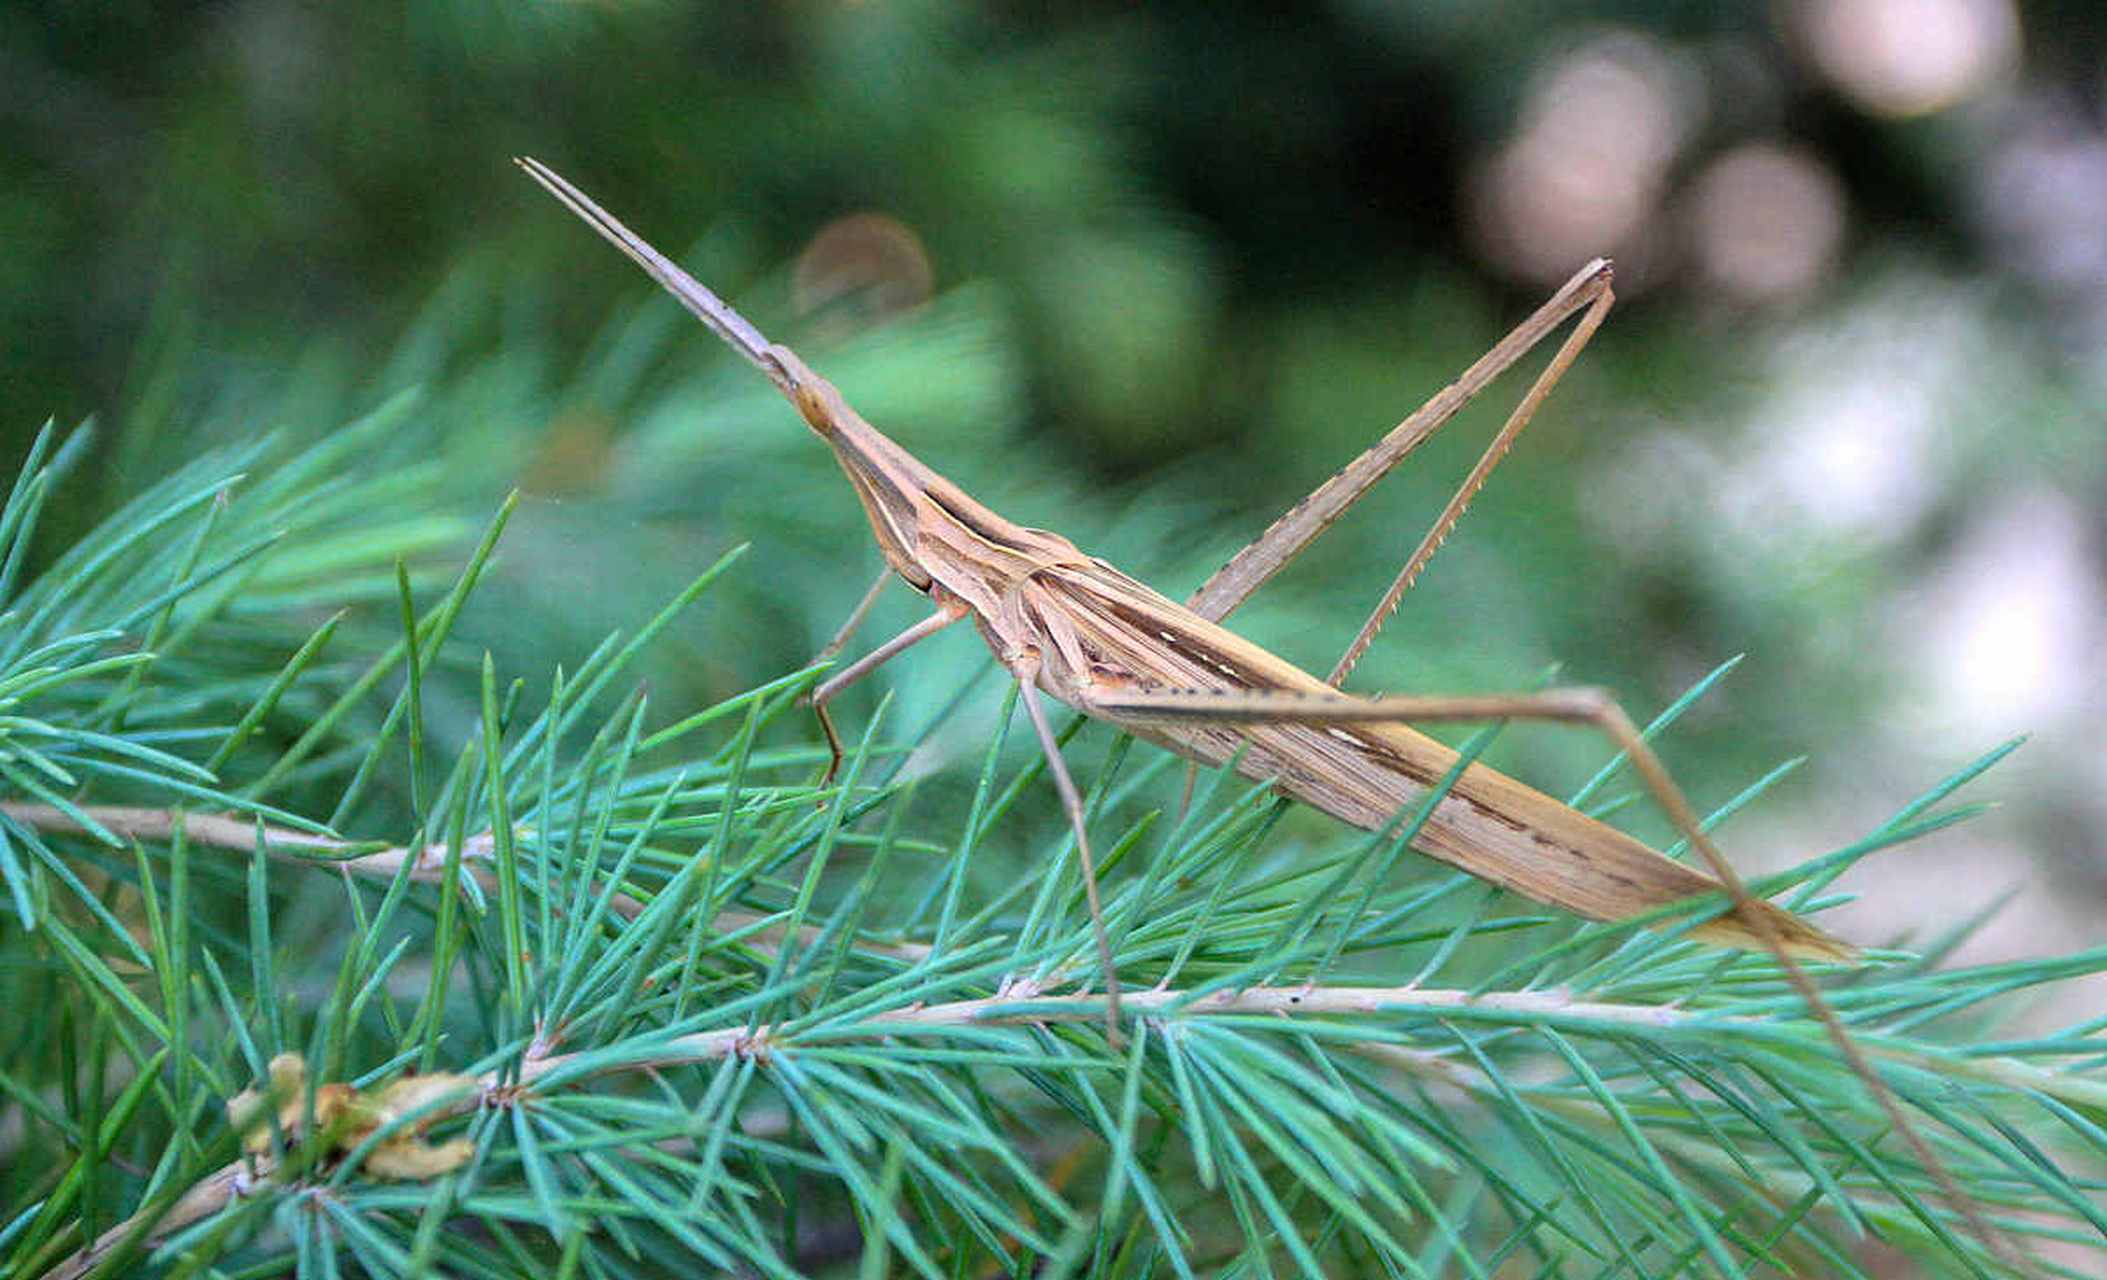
[1, 414, 2103, 1280]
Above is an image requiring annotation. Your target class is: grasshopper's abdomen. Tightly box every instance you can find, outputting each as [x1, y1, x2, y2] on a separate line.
[1028, 569, 1852, 963]
[1243, 720, 1851, 961]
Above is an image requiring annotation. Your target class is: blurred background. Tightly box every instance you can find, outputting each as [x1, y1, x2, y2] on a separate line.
[5, 1, 2103, 1003]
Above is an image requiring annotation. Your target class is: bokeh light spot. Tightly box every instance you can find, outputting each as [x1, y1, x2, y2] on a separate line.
[1795, 0, 2020, 118]
[1467, 31, 1699, 285]
[1905, 494, 2103, 732]
[793, 212, 935, 329]
[1686, 142, 1847, 303]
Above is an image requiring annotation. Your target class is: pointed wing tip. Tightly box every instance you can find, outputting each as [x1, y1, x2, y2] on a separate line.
[1698, 905, 1860, 966]
[1784, 932, 1861, 966]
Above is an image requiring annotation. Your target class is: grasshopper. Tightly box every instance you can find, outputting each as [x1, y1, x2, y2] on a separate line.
[520, 157, 2022, 1264]
[519, 156, 1849, 987]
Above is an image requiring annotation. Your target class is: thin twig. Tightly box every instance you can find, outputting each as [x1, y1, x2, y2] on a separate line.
[0, 803, 932, 964]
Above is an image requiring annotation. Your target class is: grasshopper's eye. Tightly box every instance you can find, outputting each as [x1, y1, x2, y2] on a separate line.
[785, 371, 842, 439]
[792, 383, 830, 433]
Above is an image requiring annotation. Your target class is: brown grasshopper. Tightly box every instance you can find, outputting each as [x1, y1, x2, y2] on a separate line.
[518, 156, 1848, 981]
[520, 157, 2020, 1264]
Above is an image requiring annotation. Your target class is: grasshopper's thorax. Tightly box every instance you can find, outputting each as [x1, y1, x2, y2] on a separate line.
[770, 342, 1096, 636]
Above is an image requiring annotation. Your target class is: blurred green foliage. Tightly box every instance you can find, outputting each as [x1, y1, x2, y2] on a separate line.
[7, 0, 2105, 913]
